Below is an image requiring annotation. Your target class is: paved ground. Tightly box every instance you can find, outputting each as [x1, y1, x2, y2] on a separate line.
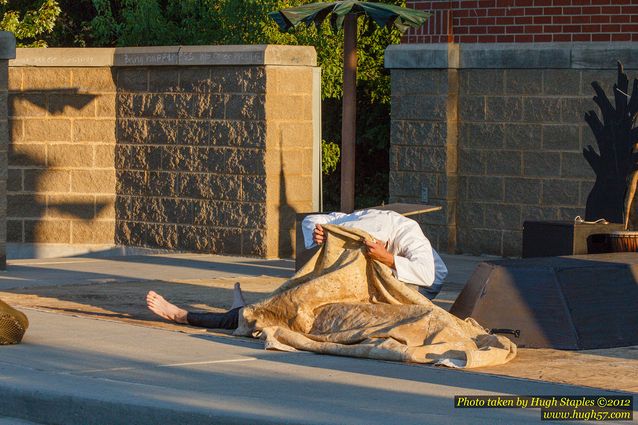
[0, 254, 296, 288]
[0, 419, 39, 425]
[0, 253, 635, 424]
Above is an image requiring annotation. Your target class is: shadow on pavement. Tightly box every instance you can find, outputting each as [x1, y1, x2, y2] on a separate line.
[0, 338, 563, 425]
[2, 255, 294, 290]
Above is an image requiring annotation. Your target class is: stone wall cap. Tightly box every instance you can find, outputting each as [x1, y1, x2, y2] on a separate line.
[113, 46, 180, 66]
[385, 42, 638, 70]
[180, 45, 316, 66]
[460, 42, 572, 69]
[0, 31, 16, 60]
[571, 42, 638, 69]
[385, 43, 452, 69]
[12, 47, 116, 67]
[11, 45, 317, 67]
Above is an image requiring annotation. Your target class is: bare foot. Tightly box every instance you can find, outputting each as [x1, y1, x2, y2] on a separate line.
[146, 291, 188, 324]
[230, 282, 246, 310]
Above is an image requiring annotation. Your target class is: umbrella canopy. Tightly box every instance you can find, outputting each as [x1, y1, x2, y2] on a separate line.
[269, 1, 430, 33]
[269, 1, 430, 212]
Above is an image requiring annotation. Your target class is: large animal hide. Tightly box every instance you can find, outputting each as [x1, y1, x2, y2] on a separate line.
[235, 225, 516, 368]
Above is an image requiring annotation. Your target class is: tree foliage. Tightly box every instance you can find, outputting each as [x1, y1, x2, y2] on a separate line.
[322, 140, 341, 175]
[0, 0, 61, 47]
[87, 0, 402, 103]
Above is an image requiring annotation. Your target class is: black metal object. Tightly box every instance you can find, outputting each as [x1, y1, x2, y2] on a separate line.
[522, 220, 624, 258]
[450, 253, 638, 349]
[489, 328, 521, 338]
[584, 62, 638, 224]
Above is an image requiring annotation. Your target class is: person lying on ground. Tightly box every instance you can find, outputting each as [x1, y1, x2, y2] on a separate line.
[146, 209, 447, 330]
[302, 209, 447, 299]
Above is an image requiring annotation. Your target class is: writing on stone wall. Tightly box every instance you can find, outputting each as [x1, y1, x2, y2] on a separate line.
[17, 55, 96, 66]
[122, 52, 178, 65]
[179, 51, 263, 65]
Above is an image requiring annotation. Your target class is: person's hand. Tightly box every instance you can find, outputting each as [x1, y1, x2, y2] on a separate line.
[364, 239, 395, 269]
[313, 224, 325, 245]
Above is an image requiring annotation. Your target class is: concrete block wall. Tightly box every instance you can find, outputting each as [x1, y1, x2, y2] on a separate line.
[264, 66, 318, 257]
[8, 66, 116, 246]
[8, 46, 320, 258]
[0, 32, 15, 268]
[386, 42, 638, 256]
[114, 65, 271, 256]
[389, 67, 458, 253]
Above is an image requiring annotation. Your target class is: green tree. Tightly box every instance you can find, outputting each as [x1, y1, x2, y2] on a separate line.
[87, 0, 401, 100]
[322, 140, 341, 175]
[0, 0, 60, 47]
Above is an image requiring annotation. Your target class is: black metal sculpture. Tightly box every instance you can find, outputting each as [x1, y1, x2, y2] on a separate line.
[584, 62, 638, 226]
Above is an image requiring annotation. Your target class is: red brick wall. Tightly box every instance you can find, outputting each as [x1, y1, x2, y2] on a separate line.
[406, 0, 638, 43]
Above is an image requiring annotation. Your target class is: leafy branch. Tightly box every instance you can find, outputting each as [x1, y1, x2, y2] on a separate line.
[0, 0, 61, 47]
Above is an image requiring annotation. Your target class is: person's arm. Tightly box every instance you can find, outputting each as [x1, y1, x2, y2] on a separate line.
[363, 239, 395, 268]
[301, 212, 347, 249]
[390, 219, 447, 288]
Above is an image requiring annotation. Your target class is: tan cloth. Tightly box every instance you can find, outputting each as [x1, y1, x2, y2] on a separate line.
[0, 298, 29, 345]
[235, 225, 516, 368]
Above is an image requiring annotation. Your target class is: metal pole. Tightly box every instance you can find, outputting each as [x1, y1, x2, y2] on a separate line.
[340, 13, 357, 213]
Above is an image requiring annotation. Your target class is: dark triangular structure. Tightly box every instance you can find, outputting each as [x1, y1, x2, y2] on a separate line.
[450, 253, 638, 349]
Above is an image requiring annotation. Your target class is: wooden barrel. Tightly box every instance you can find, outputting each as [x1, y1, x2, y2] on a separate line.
[608, 231, 638, 252]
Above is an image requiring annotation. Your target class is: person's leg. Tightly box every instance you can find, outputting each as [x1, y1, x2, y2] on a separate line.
[186, 307, 241, 329]
[418, 283, 443, 300]
[230, 282, 246, 310]
[146, 283, 246, 330]
[405, 283, 442, 300]
[146, 291, 188, 324]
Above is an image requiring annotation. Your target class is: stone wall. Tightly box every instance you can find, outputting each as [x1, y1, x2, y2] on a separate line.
[8, 46, 320, 258]
[8, 65, 116, 247]
[386, 43, 638, 256]
[389, 65, 458, 253]
[0, 32, 15, 268]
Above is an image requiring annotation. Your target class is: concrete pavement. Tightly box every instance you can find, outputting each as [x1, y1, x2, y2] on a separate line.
[0, 253, 295, 288]
[0, 419, 39, 425]
[1, 309, 625, 425]
[0, 252, 634, 424]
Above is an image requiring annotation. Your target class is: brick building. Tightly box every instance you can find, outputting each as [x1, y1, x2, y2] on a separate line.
[406, 0, 638, 44]
[387, 0, 638, 257]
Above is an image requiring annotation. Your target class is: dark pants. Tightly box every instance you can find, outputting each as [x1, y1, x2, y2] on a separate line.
[187, 307, 241, 330]
[420, 283, 443, 300]
[408, 283, 442, 300]
[185, 284, 442, 330]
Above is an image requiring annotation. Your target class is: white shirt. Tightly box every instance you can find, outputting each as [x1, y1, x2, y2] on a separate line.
[302, 209, 447, 288]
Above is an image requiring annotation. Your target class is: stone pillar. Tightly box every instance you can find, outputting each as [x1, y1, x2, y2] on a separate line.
[8, 45, 320, 258]
[386, 44, 459, 253]
[264, 64, 320, 257]
[0, 32, 15, 269]
[9, 50, 118, 257]
[386, 43, 638, 257]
